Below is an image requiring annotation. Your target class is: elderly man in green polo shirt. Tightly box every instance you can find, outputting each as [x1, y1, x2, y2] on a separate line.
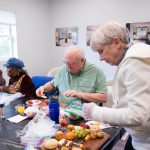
[36, 46, 107, 106]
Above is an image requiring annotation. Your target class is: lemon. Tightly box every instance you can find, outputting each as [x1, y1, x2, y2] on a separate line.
[17, 106, 25, 114]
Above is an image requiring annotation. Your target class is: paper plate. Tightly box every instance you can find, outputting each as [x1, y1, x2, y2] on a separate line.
[86, 121, 111, 129]
[26, 99, 41, 106]
[86, 121, 100, 126]
[24, 106, 39, 113]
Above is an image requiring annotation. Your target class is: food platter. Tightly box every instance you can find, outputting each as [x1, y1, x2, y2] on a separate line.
[40, 122, 110, 150]
[40, 130, 110, 150]
[26, 99, 41, 106]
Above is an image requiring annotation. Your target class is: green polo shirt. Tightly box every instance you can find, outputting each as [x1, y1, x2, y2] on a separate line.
[51, 61, 107, 105]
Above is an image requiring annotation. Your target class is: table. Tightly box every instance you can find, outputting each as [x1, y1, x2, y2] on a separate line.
[67, 118, 125, 150]
[0, 97, 125, 150]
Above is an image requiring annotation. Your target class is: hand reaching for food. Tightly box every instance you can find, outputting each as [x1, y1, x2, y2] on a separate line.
[83, 102, 96, 120]
[36, 86, 45, 97]
[64, 90, 82, 98]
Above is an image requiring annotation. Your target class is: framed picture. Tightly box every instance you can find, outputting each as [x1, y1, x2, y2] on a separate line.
[55, 27, 78, 46]
[136, 26, 147, 37]
[126, 22, 150, 45]
[86, 25, 100, 46]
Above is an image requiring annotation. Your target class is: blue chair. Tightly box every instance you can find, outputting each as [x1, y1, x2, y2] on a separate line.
[31, 76, 53, 89]
[31, 76, 56, 98]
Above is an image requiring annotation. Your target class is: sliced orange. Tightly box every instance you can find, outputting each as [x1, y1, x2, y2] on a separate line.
[65, 132, 75, 140]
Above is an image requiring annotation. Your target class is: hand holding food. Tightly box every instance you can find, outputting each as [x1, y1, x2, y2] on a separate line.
[36, 85, 44, 97]
[82, 102, 96, 120]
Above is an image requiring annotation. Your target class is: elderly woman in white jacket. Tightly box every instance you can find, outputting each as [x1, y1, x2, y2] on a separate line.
[83, 21, 150, 150]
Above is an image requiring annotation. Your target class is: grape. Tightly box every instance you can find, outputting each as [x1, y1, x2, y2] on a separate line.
[78, 133, 82, 138]
[72, 130, 76, 134]
[72, 128, 90, 139]
[74, 132, 78, 137]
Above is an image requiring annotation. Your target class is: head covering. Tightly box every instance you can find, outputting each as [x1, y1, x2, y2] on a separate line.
[3, 57, 25, 68]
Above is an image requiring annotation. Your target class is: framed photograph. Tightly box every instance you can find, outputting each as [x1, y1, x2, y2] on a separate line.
[55, 27, 78, 46]
[136, 26, 147, 37]
[126, 22, 150, 45]
[86, 25, 100, 46]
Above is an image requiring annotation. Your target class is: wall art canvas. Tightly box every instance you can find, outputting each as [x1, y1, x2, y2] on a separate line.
[126, 22, 150, 45]
[86, 25, 100, 46]
[55, 27, 78, 46]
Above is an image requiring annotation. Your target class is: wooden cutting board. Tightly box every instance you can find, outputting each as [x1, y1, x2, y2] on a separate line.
[83, 132, 110, 150]
[40, 132, 110, 150]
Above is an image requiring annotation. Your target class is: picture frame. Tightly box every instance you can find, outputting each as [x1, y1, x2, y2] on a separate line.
[86, 25, 100, 46]
[136, 26, 147, 38]
[126, 22, 150, 45]
[55, 27, 78, 46]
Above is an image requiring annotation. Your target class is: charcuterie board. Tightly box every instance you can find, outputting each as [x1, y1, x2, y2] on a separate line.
[83, 132, 110, 150]
[40, 131, 110, 150]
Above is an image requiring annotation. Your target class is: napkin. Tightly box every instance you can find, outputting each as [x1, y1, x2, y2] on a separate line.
[7, 115, 28, 123]
[0, 92, 23, 106]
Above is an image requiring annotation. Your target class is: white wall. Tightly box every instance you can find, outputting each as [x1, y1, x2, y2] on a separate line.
[0, 0, 150, 82]
[0, 0, 53, 82]
[48, 0, 150, 80]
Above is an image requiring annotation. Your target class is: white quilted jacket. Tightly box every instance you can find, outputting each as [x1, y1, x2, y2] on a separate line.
[92, 43, 150, 150]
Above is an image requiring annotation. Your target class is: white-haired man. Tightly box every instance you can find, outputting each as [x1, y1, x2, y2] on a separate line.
[36, 46, 107, 106]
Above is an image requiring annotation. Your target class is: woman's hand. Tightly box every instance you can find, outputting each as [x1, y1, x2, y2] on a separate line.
[83, 102, 96, 120]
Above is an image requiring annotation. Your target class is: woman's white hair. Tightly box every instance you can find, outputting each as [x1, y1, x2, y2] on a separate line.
[90, 21, 130, 51]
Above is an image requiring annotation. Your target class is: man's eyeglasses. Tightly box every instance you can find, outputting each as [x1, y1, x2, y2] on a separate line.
[63, 60, 78, 67]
